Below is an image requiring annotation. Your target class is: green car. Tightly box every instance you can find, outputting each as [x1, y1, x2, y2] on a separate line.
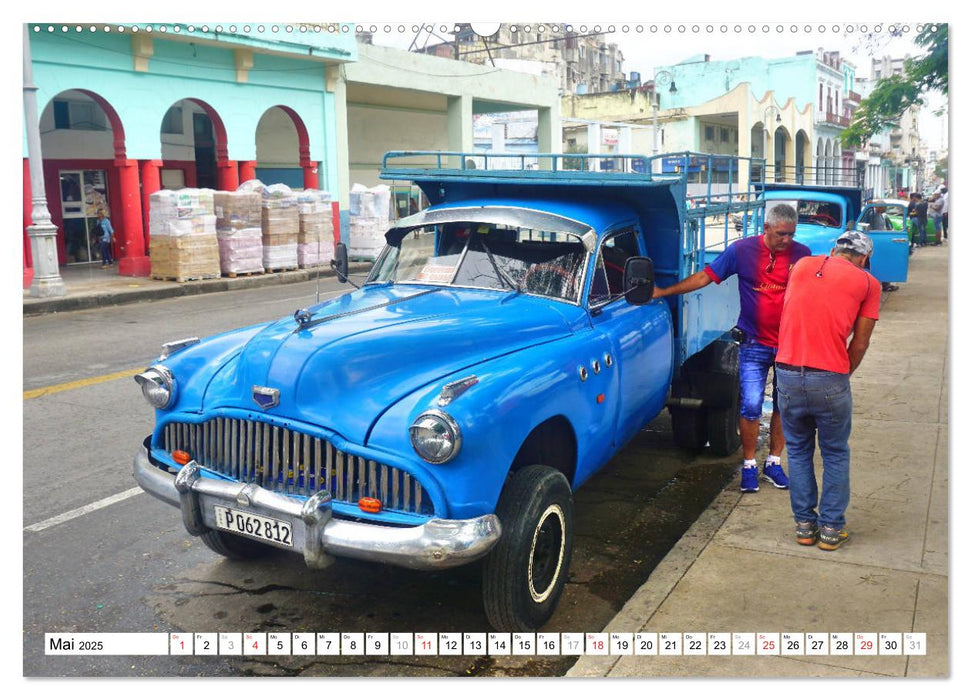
[868, 199, 939, 246]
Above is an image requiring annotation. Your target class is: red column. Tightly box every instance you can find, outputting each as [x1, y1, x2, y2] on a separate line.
[216, 160, 239, 192]
[331, 201, 341, 245]
[116, 159, 151, 277]
[139, 159, 162, 254]
[303, 161, 320, 190]
[23, 159, 34, 289]
[239, 160, 258, 184]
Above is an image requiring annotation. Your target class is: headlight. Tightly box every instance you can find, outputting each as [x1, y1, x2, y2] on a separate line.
[134, 365, 176, 409]
[409, 410, 462, 464]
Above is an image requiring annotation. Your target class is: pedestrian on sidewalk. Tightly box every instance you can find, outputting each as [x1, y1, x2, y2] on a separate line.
[929, 194, 944, 245]
[653, 202, 811, 493]
[95, 210, 115, 268]
[775, 230, 881, 551]
[940, 187, 948, 241]
[908, 193, 929, 248]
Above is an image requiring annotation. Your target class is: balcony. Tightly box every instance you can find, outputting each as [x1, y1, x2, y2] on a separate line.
[818, 112, 850, 127]
[847, 90, 862, 103]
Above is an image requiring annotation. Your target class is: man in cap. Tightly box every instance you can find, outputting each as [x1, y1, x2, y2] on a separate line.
[775, 230, 881, 550]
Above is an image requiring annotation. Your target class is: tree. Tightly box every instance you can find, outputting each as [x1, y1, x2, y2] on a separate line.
[841, 24, 947, 148]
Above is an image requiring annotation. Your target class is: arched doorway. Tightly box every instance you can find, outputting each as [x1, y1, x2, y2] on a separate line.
[159, 99, 230, 190]
[39, 89, 126, 265]
[816, 139, 825, 185]
[824, 140, 833, 185]
[773, 126, 789, 182]
[254, 106, 318, 189]
[750, 122, 765, 182]
[795, 131, 809, 185]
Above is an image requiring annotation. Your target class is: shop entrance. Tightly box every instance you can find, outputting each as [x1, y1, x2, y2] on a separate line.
[59, 169, 109, 264]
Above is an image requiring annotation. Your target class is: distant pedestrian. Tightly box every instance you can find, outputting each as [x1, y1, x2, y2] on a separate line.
[95, 210, 115, 267]
[907, 193, 928, 248]
[775, 230, 880, 550]
[929, 194, 944, 245]
[940, 187, 948, 240]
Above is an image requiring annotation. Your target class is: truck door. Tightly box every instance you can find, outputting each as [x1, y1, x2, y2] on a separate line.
[857, 203, 910, 283]
[587, 227, 674, 449]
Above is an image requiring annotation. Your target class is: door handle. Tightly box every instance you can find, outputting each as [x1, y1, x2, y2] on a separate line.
[892, 238, 908, 243]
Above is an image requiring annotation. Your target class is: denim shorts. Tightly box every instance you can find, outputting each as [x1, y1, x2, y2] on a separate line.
[738, 340, 778, 421]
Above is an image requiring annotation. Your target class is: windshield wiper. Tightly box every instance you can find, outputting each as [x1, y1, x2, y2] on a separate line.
[479, 238, 522, 294]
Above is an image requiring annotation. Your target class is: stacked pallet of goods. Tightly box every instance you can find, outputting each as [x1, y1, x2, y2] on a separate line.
[214, 189, 264, 277]
[296, 189, 335, 268]
[255, 182, 299, 271]
[148, 189, 220, 282]
[348, 183, 391, 260]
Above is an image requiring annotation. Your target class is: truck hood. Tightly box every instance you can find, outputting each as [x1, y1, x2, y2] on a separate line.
[202, 285, 576, 444]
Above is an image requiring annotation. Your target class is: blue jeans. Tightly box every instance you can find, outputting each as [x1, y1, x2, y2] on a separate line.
[739, 340, 778, 421]
[776, 367, 852, 529]
[100, 239, 113, 265]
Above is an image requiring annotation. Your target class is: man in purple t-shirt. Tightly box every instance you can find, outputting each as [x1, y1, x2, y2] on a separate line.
[653, 203, 811, 493]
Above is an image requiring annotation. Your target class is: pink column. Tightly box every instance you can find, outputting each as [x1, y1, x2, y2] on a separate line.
[217, 160, 239, 192]
[139, 159, 162, 253]
[116, 159, 151, 277]
[239, 160, 258, 184]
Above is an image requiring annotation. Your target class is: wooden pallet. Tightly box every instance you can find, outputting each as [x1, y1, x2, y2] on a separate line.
[223, 270, 264, 279]
[265, 266, 298, 274]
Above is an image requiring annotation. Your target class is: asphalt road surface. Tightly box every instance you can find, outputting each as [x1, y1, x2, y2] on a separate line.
[23, 279, 742, 677]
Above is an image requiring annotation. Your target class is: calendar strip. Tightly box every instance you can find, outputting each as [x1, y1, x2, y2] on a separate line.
[45, 632, 927, 656]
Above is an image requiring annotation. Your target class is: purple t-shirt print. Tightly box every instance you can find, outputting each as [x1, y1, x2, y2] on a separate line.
[703, 235, 811, 348]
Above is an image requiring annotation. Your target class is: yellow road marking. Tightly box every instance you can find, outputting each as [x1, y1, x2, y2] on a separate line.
[24, 368, 143, 400]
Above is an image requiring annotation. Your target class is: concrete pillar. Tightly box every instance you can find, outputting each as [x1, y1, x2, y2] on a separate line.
[587, 123, 601, 172]
[139, 159, 162, 253]
[116, 160, 151, 277]
[330, 65, 350, 241]
[537, 104, 560, 171]
[785, 134, 797, 185]
[618, 127, 632, 172]
[239, 160, 258, 183]
[447, 95, 473, 168]
[737, 118, 751, 192]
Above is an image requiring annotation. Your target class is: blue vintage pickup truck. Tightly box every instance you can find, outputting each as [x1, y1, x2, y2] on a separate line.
[133, 151, 763, 631]
[756, 183, 911, 285]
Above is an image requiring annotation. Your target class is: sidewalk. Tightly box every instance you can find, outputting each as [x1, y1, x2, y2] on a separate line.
[21, 262, 369, 316]
[569, 244, 949, 678]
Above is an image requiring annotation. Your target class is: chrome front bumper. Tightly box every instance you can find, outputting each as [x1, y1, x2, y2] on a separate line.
[133, 444, 501, 570]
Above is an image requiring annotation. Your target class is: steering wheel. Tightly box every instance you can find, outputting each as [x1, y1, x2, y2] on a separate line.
[522, 263, 573, 294]
[814, 213, 838, 226]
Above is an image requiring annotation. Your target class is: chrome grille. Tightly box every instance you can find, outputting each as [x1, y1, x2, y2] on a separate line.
[161, 419, 433, 516]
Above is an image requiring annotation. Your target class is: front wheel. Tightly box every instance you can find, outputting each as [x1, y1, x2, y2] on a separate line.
[200, 529, 276, 560]
[482, 464, 574, 632]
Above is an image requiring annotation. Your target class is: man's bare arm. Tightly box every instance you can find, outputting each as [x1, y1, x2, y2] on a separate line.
[847, 316, 877, 374]
[653, 270, 714, 299]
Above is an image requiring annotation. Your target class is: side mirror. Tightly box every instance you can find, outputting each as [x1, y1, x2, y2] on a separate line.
[330, 242, 349, 283]
[623, 256, 655, 306]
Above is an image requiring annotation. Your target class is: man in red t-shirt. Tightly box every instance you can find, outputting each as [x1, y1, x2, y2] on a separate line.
[775, 230, 880, 551]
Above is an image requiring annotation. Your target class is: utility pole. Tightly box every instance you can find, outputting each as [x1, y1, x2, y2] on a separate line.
[23, 24, 65, 297]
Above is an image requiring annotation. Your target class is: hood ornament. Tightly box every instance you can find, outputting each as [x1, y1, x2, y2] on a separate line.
[253, 386, 280, 410]
[438, 375, 479, 406]
[294, 308, 312, 328]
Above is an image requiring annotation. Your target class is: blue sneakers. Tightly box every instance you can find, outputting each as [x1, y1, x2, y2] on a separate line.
[740, 466, 760, 493]
[762, 461, 789, 489]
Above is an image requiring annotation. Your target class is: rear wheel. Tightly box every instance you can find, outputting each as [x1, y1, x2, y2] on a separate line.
[707, 384, 741, 456]
[670, 406, 708, 451]
[200, 529, 275, 560]
[482, 464, 574, 632]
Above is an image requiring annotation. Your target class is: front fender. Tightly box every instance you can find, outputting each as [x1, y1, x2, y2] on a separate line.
[366, 333, 610, 520]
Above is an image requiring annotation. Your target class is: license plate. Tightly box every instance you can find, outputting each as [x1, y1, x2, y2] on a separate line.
[213, 506, 294, 547]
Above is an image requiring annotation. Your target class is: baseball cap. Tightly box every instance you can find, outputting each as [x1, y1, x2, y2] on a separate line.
[835, 230, 873, 257]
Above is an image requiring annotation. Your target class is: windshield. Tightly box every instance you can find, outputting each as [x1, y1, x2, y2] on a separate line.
[368, 220, 588, 302]
[797, 200, 843, 228]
